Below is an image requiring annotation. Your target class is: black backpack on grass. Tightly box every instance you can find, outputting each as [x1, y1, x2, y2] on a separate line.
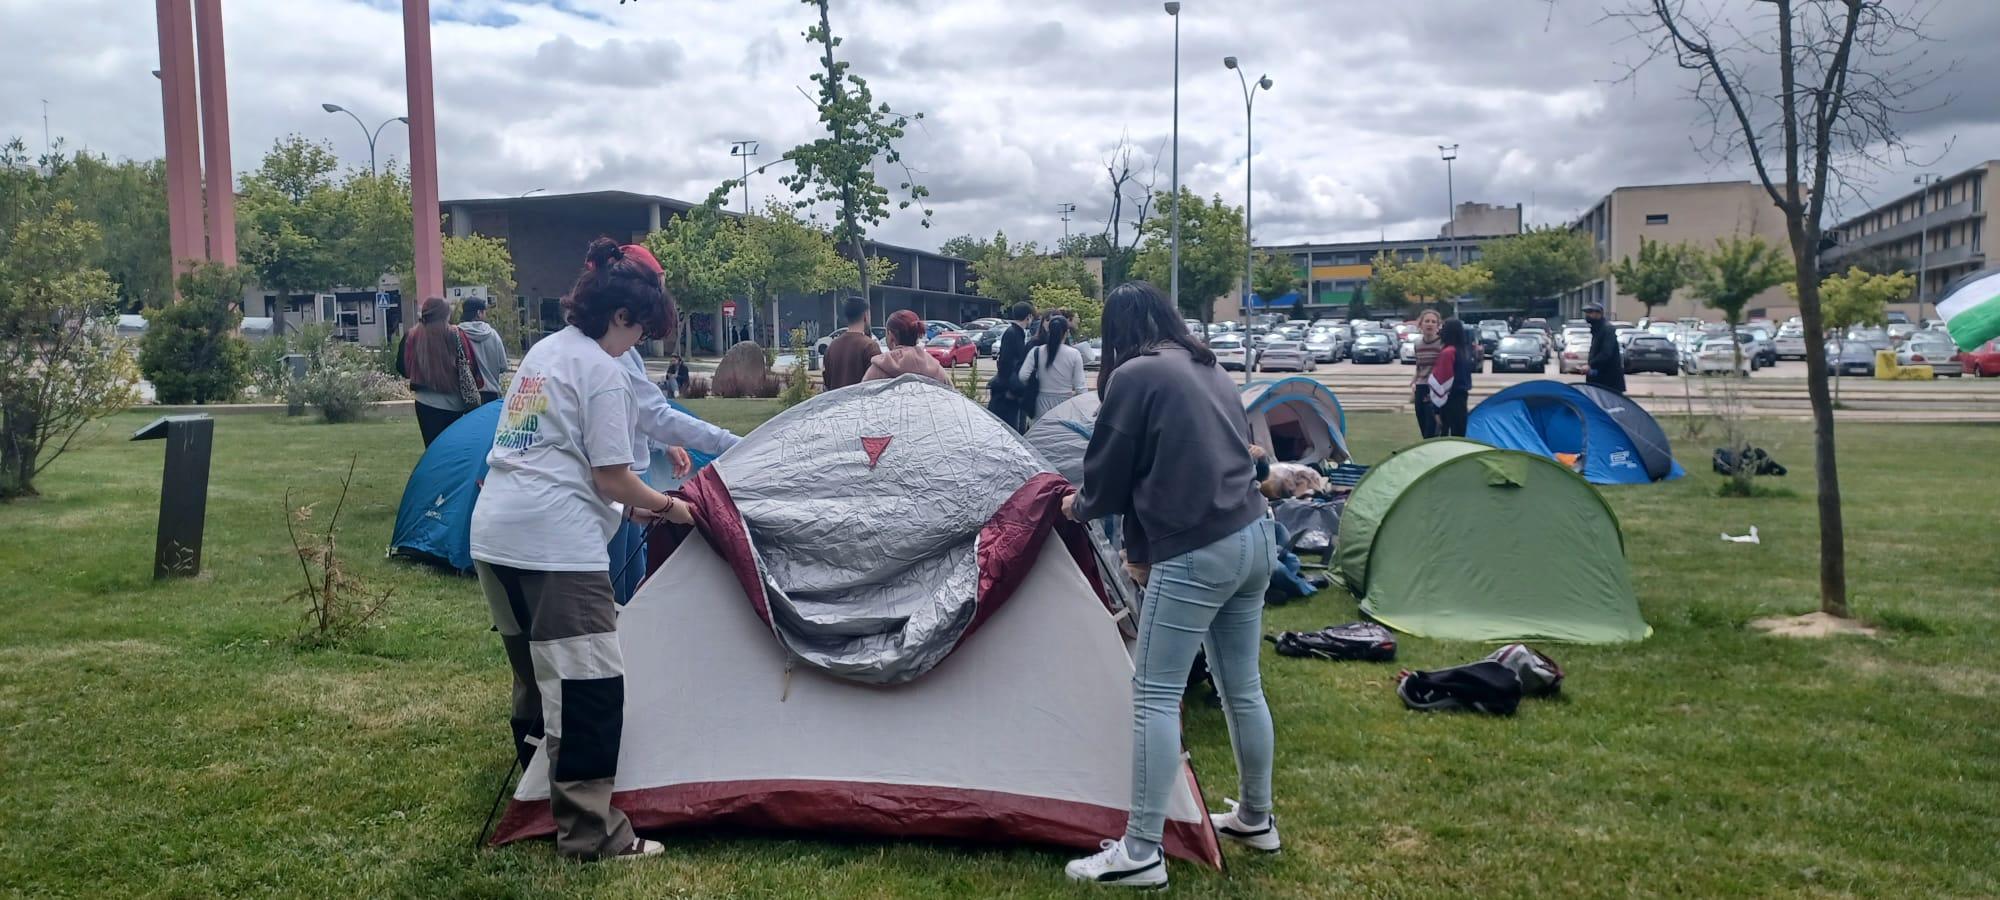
[1397, 644, 1565, 715]
[1264, 622, 1396, 662]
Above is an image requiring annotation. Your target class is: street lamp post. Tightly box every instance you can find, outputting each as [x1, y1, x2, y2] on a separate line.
[730, 140, 759, 216]
[1226, 56, 1272, 385]
[1057, 202, 1077, 254]
[320, 103, 408, 176]
[1165, 2, 1182, 311]
[1914, 173, 1942, 322]
[1439, 143, 1460, 318]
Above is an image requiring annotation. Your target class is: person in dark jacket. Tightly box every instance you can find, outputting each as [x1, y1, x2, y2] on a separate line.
[1057, 281, 1279, 888]
[1584, 302, 1627, 393]
[821, 295, 877, 391]
[987, 301, 1035, 431]
[1429, 318, 1475, 437]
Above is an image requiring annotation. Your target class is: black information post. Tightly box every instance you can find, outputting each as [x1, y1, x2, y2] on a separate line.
[130, 415, 214, 579]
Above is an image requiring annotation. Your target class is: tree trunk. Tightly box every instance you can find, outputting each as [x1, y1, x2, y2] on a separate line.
[1794, 250, 1849, 617]
[0, 402, 41, 500]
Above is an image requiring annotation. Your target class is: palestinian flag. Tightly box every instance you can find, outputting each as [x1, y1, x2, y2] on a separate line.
[1937, 268, 2000, 351]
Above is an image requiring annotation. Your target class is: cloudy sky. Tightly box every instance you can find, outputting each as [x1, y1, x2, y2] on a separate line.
[3, 0, 1995, 252]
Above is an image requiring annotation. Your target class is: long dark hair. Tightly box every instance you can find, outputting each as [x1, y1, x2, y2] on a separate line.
[403, 296, 460, 391]
[1038, 315, 1070, 366]
[1439, 317, 1468, 353]
[1099, 281, 1213, 392]
[563, 237, 674, 340]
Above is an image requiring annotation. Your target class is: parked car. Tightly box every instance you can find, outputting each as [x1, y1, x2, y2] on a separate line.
[1772, 325, 1808, 360]
[1557, 326, 1590, 352]
[965, 317, 1004, 333]
[1825, 340, 1876, 376]
[1078, 338, 1102, 369]
[1255, 341, 1316, 373]
[1921, 318, 1947, 331]
[1558, 336, 1592, 375]
[1961, 339, 2000, 377]
[814, 329, 890, 358]
[1735, 329, 1773, 369]
[1846, 327, 1893, 352]
[1885, 322, 1919, 346]
[1350, 331, 1396, 364]
[1476, 325, 1505, 358]
[1490, 335, 1548, 373]
[971, 325, 1007, 357]
[1614, 327, 1644, 349]
[1212, 334, 1254, 371]
[1896, 334, 1962, 377]
[1399, 334, 1419, 365]
[1303, 329, 1342, 363]
[1478, 318, 1509, 333]
[1885, 309, 1910, 324]
[1689, 335, 1753, 375]
[924, 320, 964, 339]
[115, 314, 148, 340]
[924, 332, 977, 367]
[1623, 335, 1680, 375]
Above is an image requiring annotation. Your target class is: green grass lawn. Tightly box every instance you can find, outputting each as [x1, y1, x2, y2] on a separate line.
[2, 404, 1995, 898]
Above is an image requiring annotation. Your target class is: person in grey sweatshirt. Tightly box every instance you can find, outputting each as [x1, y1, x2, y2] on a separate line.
[458, 298, 510, 404]
[1058, 281, 1279, 889]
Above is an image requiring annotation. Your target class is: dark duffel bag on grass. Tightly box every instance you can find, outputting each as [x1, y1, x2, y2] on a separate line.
[1264, 622, 1396, 662]
[1396, 661, 1523, 715]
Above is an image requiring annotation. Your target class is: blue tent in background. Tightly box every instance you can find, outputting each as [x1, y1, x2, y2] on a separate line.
[1240, 377, 1349, 465]
[1467, 381, 1684, 484]
[389, 399, 720, 576]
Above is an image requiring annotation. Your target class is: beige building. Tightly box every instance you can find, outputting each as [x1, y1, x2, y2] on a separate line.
[1565, 181, 1794, 322]
[1822, 160, 1998, 321]
[1440, 202, 1524, 240]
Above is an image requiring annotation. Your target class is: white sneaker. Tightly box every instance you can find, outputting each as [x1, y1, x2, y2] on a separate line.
[607, 837, 664, 861]
[1210, 798, 1281, 852]
[1063, 838, 1168, 888]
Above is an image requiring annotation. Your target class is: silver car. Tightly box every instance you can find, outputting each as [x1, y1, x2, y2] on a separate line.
[1303, 330, 1341, 363]
[1895, 335, 1961, 377]
[1079, 338, 1103, 370]
[1255, 340, 1316, 373]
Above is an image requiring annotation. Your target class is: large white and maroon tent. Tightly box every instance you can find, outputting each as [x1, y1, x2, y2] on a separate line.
[491, 376, 1222, 868]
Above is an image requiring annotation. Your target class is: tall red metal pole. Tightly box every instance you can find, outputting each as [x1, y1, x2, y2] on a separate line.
[155, 0, 204, 284]
[402, 0, 444, 330]
[194, 0, 235, 265]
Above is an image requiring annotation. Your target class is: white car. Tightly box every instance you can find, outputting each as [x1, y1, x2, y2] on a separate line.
[1212, 334, 1254, 371]
[1689, 335, 1753, 375]
[1078, 338, 1102, 370]
[1399, 334, 1419, 365]
[1303, 329, 1341, 363]
[1254, 341, 1316, 373]
[1772, 327, 1808, 360]
[1559, 337, 1592, 375]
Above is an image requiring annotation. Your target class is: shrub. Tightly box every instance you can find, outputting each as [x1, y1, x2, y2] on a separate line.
[284, 457, 393, 646]
[280, 326, 401, 423]
[778, 327, 818, 408]
[140, 262, 251, 404]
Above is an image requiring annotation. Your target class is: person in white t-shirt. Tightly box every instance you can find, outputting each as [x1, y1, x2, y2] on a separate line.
[470, 237, 690, 862]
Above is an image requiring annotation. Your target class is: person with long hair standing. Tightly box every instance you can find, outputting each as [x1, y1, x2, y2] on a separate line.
[1409, 309, 1443, 438]
[1059, 281, 1278, 889]
[1016, 313, 1087, 420]
[396, 295, 487, 446]
[470, 238, 693, 862]
[1429, 318, 1474, 437]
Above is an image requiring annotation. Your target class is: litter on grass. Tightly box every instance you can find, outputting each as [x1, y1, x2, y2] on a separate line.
[1721, 526, 1761, 544]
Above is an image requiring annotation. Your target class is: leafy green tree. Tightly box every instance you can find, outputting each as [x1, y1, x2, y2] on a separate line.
[736, 200, 858, 346]
[1130, 189, 1246, 322]
[645, 207, 751, 355]
[1810, 266, 1909, 405]
[1030, 281, 1102, 339]
[141, 261, 252, 404]
[765, 0, 931, 306]
[1481, 227, 1597, 311]
[953, 230, 1098, 308]
[1690, 236, 1794, 334]
[1251, 251, 1302, 305]
[0, 196, 140, 499]
[237, 136, 411, 332]
[1347, 282, 1369, 321]
[442, 233, 519, 344]
[1371, 250, 1491, 315]
[1606, 237, 1694, 321]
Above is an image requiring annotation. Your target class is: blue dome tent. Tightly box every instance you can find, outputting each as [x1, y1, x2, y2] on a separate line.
[389, 399, 719, 574]
[1240, 377, 1349, 466]
[1467, 381, 1684, 484]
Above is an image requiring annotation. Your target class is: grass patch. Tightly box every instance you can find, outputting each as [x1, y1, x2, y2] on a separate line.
[2, 405, 1997, 897]
[1714, 478, 1801, 498]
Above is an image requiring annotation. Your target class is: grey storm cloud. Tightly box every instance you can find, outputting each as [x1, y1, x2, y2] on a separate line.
[1, 0, 1991, 251]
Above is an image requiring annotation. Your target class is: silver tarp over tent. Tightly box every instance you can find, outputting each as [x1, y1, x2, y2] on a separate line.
[675, 376, 1109, 685]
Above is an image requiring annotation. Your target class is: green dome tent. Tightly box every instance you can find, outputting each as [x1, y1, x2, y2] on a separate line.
[1334, 438, 1650, 644]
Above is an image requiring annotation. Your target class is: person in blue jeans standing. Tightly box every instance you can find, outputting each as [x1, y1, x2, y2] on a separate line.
[1060, 280, 1279, 889]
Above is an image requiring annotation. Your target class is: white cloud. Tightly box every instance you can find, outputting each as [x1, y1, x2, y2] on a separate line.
[0, 0, 1986, 252]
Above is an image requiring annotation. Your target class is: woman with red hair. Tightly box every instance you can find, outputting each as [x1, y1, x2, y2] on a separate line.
[863, 309, 952, 384]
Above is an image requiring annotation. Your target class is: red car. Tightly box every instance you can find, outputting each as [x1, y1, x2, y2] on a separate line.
[1961, 339, 2000, 377]
[925, 332, 978, 368]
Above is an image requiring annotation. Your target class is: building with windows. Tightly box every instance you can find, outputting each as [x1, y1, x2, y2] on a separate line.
[1563, 181, 1793, 322]
[1821, 161, 1998, 321]
[442, 190, 995, 352]
[1218, 228, 1509, 323]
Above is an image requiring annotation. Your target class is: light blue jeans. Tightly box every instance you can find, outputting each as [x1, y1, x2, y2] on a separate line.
[1125, 517, 1277, 844]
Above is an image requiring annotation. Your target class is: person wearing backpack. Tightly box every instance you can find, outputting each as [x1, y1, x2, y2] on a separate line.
[1016, 314, 1087, 420]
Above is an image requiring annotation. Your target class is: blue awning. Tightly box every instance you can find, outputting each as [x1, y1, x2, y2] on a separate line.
[1246, 291, 1302, 308]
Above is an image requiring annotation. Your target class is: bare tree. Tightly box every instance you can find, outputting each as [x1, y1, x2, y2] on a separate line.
[1614, 0, 1946, 618]
[1098, 133, 1165, 286]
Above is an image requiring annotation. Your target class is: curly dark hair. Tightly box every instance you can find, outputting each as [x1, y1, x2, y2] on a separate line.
[563, 237, 674, 341]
